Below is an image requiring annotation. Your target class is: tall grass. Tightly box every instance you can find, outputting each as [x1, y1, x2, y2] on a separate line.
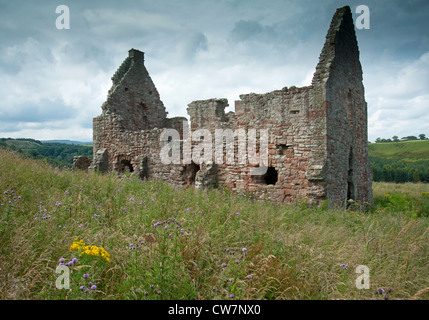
[0, 149, 428, 300]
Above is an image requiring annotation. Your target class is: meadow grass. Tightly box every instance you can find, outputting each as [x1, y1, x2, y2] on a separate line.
[0, 149, 428, 300]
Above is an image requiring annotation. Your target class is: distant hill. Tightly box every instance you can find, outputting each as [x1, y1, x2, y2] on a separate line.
[0, 138, 92, 167]
[368, 140, 429, 183]
[41, 140, 92, 145]
[368, 140, 429, 162]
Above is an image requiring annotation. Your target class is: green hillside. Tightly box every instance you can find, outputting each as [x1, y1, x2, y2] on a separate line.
[0, 138, 92, 167]
[368, 140, 429, 183]
[368, 140, 429, 162]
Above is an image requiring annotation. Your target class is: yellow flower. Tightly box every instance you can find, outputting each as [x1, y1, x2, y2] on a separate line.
[384, 193, 390, 198]
[70, 238, 86, 251]
[70, 239, 110, 262]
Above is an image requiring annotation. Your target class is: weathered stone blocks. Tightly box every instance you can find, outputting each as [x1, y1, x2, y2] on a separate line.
[91, 6, 373, 208]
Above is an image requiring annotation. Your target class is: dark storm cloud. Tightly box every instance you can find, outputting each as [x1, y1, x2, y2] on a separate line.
[0, 0, 428, 141]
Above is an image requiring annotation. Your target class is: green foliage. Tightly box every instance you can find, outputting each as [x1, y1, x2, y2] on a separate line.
[368, 140, 429, 183]
[370, 156, 429, 183]
[0, 138, 92, 167]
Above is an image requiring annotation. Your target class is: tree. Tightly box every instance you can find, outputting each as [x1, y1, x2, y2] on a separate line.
[375, 137, 381, 143]
[402, 136, 418, 141]
[392, 135, 399, 142]
[419, 133, 426, 140]
[413, 169, 420, 182]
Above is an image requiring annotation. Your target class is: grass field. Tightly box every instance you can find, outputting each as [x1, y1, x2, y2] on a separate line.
[368, 140, 429, 162]
[0, 149, 428, 300]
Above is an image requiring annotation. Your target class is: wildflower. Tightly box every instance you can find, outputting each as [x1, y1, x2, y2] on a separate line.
[221, 263, 227, 268]
[230, 294, 234, 298]
[185, 208, 190, 212]
[242, 247, 247, 252]
[84, 273, 89, 279]
[64, 190, 70, 195]
[129, 197, 135, 202]
[164, 225, 168, 230]
[228, 278, 234, 282]
[375, 287, 385, 295]
[72, 258, 78, 264]
[80, 286, 85, 291]
[59, 258, 65, 263]
[235, 212, 240, 216]
[150, 284, 154, 288]
[154, 222, 160, 227]
[91, 285, 97, 290]
[247, 275, 253, 279]
[278, 238, 283, 242]
[129, 243, 135, 250]
[180, 228, 184, 234]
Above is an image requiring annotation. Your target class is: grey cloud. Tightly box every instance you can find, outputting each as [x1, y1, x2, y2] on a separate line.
[231, 20, 276, 42]
[0, 98, 74, 123]
[0, 37, 55, 75]
[178, 31, 208, 60]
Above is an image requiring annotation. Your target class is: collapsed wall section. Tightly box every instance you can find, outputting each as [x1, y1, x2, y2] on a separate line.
[187, 85, 328, 204]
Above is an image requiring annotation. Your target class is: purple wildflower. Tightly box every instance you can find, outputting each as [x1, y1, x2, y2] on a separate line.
[83, 273, 89, 278]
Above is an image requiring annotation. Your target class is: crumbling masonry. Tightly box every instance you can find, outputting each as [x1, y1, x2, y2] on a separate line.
[91, 6, 373, 207]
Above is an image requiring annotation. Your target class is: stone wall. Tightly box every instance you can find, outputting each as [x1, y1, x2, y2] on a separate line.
[91, 6, 373, 208]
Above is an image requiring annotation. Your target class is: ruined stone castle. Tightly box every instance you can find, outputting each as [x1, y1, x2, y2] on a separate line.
[90, 6, 373, 207]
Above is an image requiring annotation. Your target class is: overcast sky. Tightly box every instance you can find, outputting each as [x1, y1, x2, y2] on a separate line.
[0, 0, 428, 142]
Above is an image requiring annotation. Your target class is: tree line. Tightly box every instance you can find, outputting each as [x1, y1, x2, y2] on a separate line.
[370, 156, 429, 183]
[374, 134, 426, 143]
[0, 138, 92, 168]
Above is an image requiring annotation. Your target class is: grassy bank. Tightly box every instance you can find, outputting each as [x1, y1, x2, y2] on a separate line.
[0, 149, 428, 300]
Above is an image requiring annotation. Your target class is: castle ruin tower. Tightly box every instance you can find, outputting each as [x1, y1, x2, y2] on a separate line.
[312, 6, 373, 207]
[92, 49, 168, 173]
